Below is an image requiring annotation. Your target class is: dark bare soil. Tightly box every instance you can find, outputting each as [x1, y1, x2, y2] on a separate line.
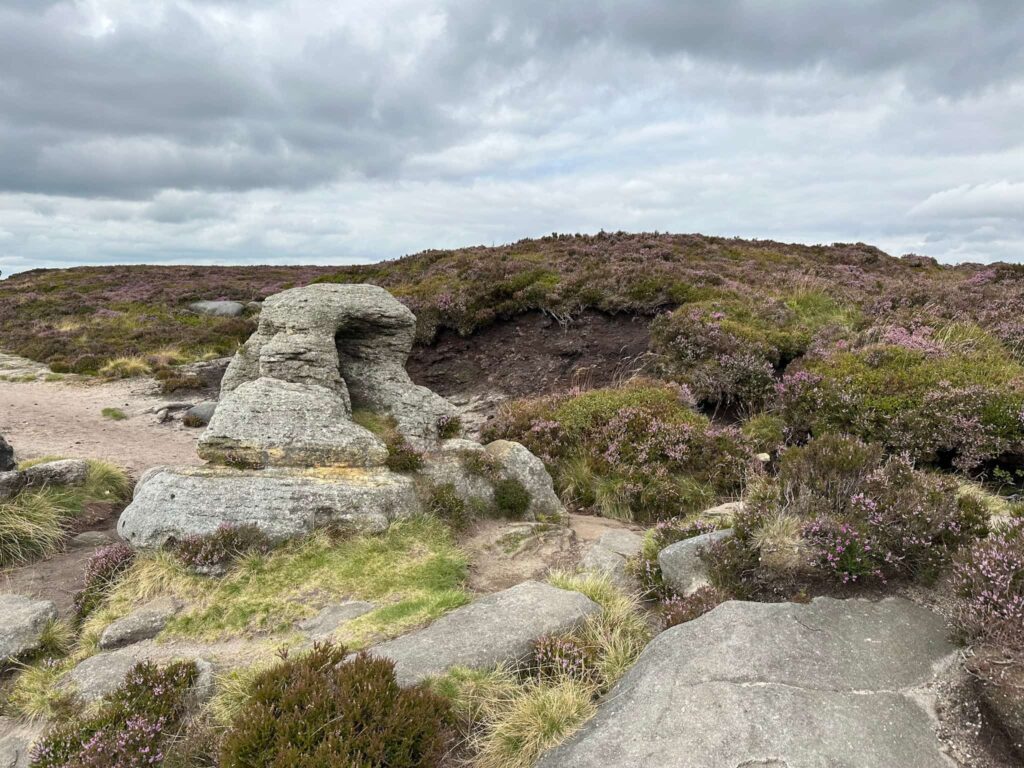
[408, 309, 652, 398]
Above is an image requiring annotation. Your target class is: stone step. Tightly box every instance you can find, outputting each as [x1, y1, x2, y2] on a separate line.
[369, 580, 601, 685]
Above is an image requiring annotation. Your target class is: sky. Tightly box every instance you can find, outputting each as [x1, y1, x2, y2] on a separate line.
[0, 1, 1022, 275]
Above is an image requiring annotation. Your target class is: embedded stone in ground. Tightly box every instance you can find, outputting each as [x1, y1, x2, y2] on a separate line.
[298, 601, 375, 639]
[188, 300, 246, 317]
[0, 435, 13, 473]
[0, 594, 57, 660]
[658, 528, 733, 596]
[0, 717, 45, 768]
[596, 529, 643, 558]
[64, 647, 212, 704]
[580, 543, 634, 591]
[118, 465, 419, 548]
[99, 596, 182, 650]
[536, 597, 957, 768]
[369, 580, 600, 685]
[20, 459, 89, 489]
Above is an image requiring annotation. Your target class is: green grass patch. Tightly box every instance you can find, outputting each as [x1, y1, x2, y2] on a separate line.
[0, 459, 131, 567]
[100, 407, 127, 421]
[81, 516, 469, 645]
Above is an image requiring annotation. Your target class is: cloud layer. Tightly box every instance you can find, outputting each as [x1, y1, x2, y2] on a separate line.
[0, 0, 1022, 273]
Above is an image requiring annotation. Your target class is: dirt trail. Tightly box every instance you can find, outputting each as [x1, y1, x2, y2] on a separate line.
[0, 377, 202, 477]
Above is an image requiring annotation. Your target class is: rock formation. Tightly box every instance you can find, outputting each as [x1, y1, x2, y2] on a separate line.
[0, 434, 14, 473]
[118, 283, 565, 547]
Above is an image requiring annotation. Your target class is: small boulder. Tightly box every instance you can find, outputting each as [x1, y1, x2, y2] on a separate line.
[485, 440, 565, 520]
[658, 528, 734, 596]
[99, 596, 182, 650]
[65, 648, 210, 704]
[298, 601, 375, 639]
[0, 472, 23, 502]
[370, 580, 600, 685]
[183, 401, 217, 427]
[0, 595, 57, 660]
[0, 435, 13, 473]
[188, 300, 246, 317]
[21, 459, 89, 489]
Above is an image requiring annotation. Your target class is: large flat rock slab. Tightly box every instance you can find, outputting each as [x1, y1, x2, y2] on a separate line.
[537, 597, 957, 768]
[370, 580, 600, 685]
[0, 594, 57, 660]
[118, 465, 419, 547]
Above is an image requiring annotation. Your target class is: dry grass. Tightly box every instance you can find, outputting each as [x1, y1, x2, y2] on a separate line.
[98, 356, 152, 378]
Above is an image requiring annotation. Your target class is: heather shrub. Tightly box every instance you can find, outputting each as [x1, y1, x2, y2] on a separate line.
[661, 586, 727, 628]
[953, 516, 1024, 646]
[494, 478, 531, 519]
[709, 438, 989, 595]
[484, 382, 750, 523]
[426, 483, 472, 531]
[532, 633, 597, 683]
[353, 408, 425, 472]
[218, 643, 454, 768]
[651, 291, 858, 412]
[171, 523, 274, 573]
[30, 660, 198, 768]
[436, 414, 462, 440]
[778, 330, 1024, 471]
[72, 542, 136, 623]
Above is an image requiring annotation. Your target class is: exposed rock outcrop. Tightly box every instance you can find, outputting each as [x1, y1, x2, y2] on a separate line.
[118, 283, 565, 545]
[537, 597, 957, 768]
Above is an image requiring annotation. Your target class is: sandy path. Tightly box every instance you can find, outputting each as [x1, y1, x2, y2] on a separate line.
[0, 377, 203, 477]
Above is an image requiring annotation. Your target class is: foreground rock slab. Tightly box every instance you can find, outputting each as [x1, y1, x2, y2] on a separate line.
[118, 465, 418, 547]
[0, 595, 57, 660]
[370, 581, 600, 685]
[537, 597, 956, 768]
[0, 717, 45, 768]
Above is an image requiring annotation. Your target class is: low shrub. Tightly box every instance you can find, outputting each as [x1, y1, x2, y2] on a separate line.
[30, 660, 197, 768]
[426, 483, 472, 532]
[953, 516, 1024, 646]
[778, 329, 1024, 471]
[386, 439, 425, 472]
[661, 586, 727, 628]
[437, 414, 462, 440]
[156, 371, 205, 393]
[218, 643, 454, 768]
[532, 633, 596, 683]
[73, 542, 136, 623]
[650, 291, 858, 412]
[707, 437, 990, 595]
[494, 478, 531, 519]
[352, 408, 426, 472]
[484, 382, 750, 523]
[171, 523, 274, 573]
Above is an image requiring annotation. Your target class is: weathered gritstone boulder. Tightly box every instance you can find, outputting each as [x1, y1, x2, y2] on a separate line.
[118, 283, 565, 545]
[0, 595, 57, 660]
[0, 472, 22, 502]
[581, 530, 643, 591]
[537, 597, 957, 768]
[65, 648, 214, 704]
[421, 439, 565, 521]
[221, 283, 456, 446]
[659, 528, 734, 596]
[118, 465, 419, 548]
[0, 718, 45, 768]
[183, 401, 217, 426]
[298, 601, 375, 639]
[370, 581, 600, 685]
[0, 435, 13, 473]
[199, 378, 387, 468]
[20, 459, 89, 489]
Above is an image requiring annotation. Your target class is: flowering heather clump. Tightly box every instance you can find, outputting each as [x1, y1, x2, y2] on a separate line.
[73, 542, 136, 622]
[436, 414, 462, 439]
[953, 517, 1024, 645]
[171, 523, 273, 572]
[533, 633, 596, 682]
[802, 519, 880, 584]
[485, 381, 749, 522]
[30, 660, 197, 768]
[219, 643, 453, 768]
[778, 333, 1024, 471]
[661, 586, 726, 629]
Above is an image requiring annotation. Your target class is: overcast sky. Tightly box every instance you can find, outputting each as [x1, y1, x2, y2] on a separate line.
[0, 1, 1022, 274]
